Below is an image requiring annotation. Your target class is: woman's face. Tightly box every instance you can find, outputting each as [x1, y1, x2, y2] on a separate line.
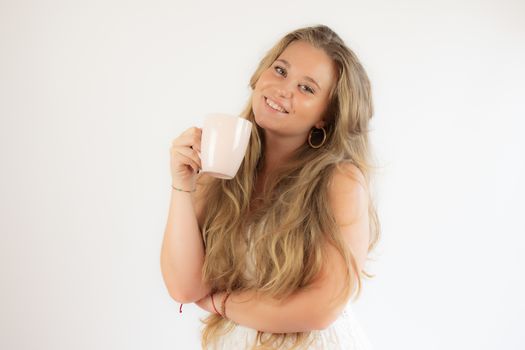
[252, 40, 337, 139]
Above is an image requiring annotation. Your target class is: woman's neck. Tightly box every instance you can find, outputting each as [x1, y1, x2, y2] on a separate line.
[261, 131, 305, 174]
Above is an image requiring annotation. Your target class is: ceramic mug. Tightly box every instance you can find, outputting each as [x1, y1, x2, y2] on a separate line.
[199, 113, 252, 179]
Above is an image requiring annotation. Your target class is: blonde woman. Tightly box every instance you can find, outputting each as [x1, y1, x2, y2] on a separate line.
[161, 24, 380, 349]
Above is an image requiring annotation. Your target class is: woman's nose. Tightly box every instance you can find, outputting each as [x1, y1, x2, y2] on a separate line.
[276, 85, 293, 99]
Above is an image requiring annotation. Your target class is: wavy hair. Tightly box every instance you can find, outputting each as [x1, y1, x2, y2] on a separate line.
[198, 24, 381, 349]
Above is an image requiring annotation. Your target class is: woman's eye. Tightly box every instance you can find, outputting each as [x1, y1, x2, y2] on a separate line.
[273, 65, 315, 94]
[274, 66, 285, 75]
[301, 85, 315, 94]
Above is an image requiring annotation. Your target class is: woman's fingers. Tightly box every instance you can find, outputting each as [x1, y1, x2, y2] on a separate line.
[172, 127, 202, 151]
[173, 146, 201, 172]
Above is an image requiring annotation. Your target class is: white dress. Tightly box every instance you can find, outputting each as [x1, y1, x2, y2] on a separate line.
[209, 228, 374, 350]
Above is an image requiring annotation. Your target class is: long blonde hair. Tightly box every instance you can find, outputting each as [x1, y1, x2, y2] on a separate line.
[198, 24, 381, 349]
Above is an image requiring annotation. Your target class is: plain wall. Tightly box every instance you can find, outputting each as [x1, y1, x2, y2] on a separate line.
[1, 0, 524, 349]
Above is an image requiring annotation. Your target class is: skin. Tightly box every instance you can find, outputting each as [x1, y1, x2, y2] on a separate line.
[251, 40, 337, 176]
[195, 291, 218, 315]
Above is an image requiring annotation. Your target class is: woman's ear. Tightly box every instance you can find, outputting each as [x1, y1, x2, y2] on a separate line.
[315, 120, 326, 129]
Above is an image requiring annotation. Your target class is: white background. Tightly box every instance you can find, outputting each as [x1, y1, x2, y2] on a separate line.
[1, 0, 524, 349]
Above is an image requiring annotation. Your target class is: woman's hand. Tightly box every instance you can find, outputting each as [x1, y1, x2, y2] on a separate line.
[170, 127, 203, 187]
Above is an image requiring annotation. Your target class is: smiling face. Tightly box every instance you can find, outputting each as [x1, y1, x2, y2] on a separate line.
[252, 40, 337, 140]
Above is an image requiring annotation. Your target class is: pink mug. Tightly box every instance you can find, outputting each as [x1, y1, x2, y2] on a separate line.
[199, 113, 252, 179]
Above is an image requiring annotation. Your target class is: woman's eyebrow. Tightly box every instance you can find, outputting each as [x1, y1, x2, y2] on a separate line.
[275, 59, 322, 91]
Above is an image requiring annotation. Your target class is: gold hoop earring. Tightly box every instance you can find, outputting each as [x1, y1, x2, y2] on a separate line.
[308, 126, 327, 149]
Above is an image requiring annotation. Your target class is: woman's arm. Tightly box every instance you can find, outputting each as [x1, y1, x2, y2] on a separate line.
[194, 289, 322, 332]
[210, 288, 328, 333]
[160, 174, 212, 303]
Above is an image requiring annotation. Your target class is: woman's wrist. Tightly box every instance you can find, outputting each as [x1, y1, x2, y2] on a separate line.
[171, 178, 196, 192]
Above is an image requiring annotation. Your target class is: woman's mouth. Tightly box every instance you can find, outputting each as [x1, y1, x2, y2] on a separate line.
[264, 96, 289, 114]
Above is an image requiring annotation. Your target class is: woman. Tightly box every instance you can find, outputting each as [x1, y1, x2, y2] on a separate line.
[161, 24, 380, 349]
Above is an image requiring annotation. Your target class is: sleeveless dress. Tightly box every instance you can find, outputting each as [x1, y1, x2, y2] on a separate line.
[209, 228, 374, 350]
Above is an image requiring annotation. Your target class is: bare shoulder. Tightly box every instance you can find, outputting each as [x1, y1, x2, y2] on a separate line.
[329, 162, 367, 193]
[327, 162, 369, 226]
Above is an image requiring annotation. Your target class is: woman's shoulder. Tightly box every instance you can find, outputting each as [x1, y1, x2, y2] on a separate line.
[330, 161, 367, 191]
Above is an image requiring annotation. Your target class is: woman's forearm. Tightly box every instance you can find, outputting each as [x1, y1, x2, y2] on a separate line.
[160, 187, 210, 303]
[214, 289, 327, 333]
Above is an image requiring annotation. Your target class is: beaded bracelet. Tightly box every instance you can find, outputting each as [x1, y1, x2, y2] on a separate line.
[171, 184, 196, 193]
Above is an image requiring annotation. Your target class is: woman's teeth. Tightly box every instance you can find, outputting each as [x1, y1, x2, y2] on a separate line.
[265, 97, 287, 113]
